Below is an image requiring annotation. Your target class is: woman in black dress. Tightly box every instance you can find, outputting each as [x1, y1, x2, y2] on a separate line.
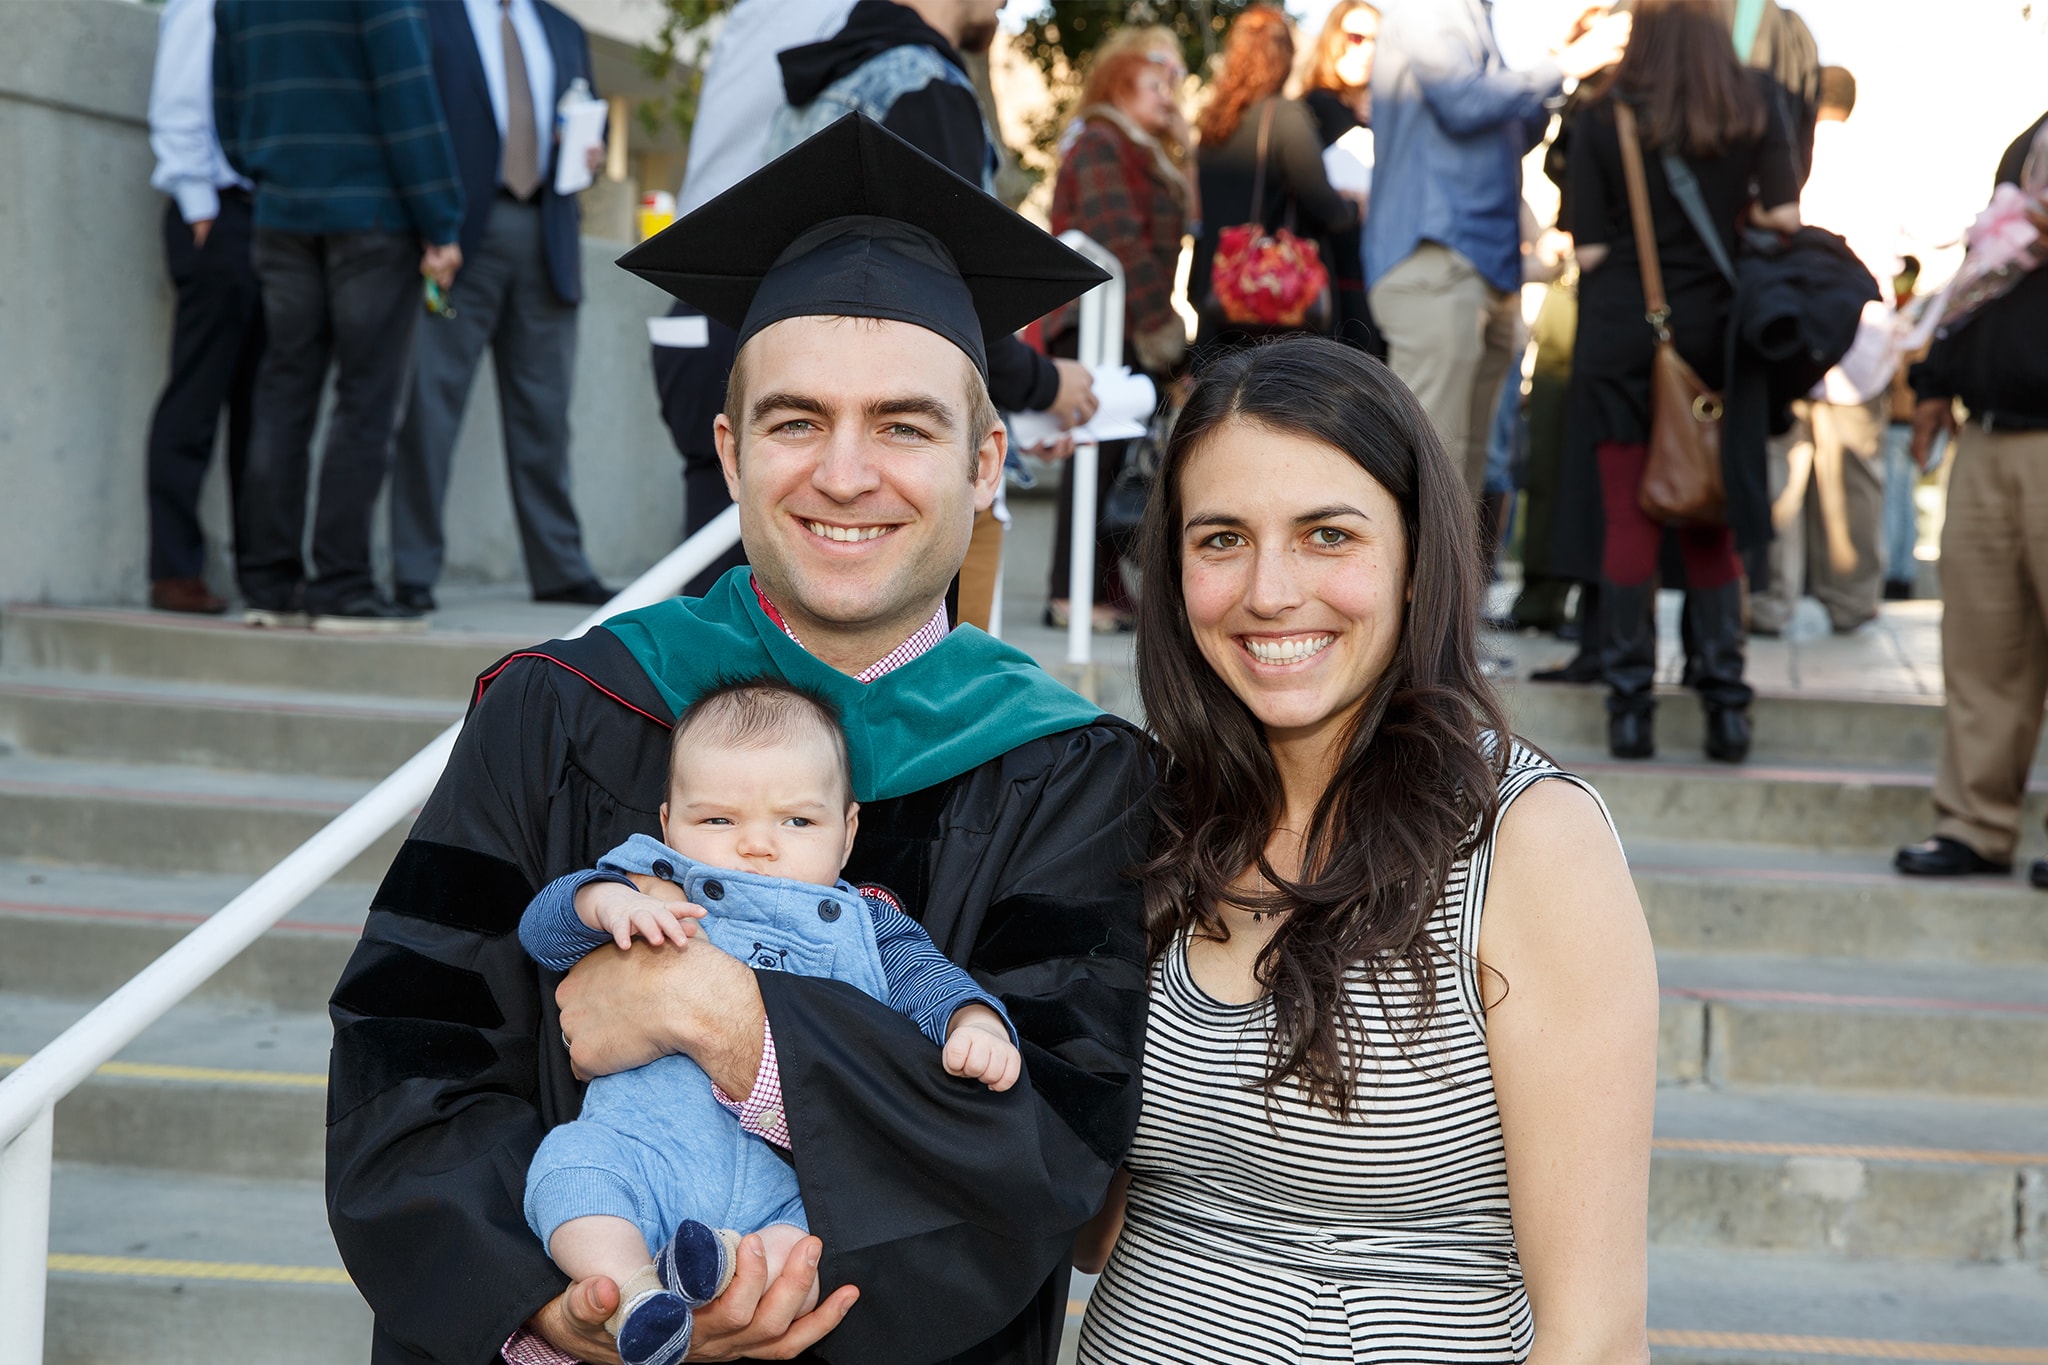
[1556, 0, 1801, 762]
[1191, 5, 1359, 357]
[1300, 0, 1383, 356]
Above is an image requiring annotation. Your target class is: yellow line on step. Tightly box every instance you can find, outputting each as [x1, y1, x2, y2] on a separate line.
[0, 1055, 325, 1088]
[47, 1254, 353, 1286]
[1646, 1330, 2048, 1363]
[1654, 1136, 2048, 1167]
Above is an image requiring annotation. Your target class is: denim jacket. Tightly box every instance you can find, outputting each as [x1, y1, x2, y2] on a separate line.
[520, 833, 1013, 1048]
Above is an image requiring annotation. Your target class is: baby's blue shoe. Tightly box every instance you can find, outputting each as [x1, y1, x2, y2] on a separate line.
[615, 1290, 694, 1365]
[655, 1219, 742, 1304]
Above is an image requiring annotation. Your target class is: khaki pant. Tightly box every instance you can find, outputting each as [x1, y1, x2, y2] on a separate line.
[1751, 396, 1888, 633]
[954, 504, 1003, 632]
[1933, 421, 2048, 861]
[1368, 243, 1523, 500]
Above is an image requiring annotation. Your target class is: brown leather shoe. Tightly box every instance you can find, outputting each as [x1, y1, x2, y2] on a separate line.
[150, 577, 228, 615]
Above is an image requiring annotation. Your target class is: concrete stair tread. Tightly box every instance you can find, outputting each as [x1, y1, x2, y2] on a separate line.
[1644, 1246, 2048, 1357]
[0, 667, 464, 721]
[0, 860, 372, 926]
[0, 749, 376, 809]
[0, 992, 331, 1076]
[5, 600, 547, 647]
[50, 1163, 343, 1271]
[1627, 837, 2037, 890]
[1655, 1085, 2048, 1158]
[1556, 746, 2003, 789]
[1657, 949, 2048, 1010]
[3, 603, 527, 701]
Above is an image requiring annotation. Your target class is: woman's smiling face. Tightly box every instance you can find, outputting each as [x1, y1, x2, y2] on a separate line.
[1178, 417, 1409, 748]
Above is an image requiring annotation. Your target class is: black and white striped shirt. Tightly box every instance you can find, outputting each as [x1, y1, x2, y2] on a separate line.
[1080, 745, 1599, 1363]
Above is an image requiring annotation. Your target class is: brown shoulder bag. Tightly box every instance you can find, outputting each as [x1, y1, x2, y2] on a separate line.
[1614, 101, 1726, 526]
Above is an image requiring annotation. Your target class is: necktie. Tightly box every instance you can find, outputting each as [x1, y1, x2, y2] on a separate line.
[500, 0, 542, 199]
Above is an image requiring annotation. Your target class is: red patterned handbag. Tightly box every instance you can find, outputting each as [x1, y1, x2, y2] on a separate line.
[1206, 101, 1331, 329]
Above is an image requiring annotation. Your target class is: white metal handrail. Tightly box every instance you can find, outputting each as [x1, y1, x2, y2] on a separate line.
[0, 503, 743, 1365]
[1055, 231, 1126, 669]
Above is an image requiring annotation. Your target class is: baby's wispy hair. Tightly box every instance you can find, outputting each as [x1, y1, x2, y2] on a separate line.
[668, 675, 854, 805]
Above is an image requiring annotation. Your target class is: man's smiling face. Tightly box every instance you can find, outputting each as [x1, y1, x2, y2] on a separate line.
[714, 315, 1003, 658]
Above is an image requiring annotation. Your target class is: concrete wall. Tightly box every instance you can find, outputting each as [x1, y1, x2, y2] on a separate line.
[0, 0, 685, 607]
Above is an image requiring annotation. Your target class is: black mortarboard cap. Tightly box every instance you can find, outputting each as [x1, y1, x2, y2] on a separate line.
[616, 113, 1109, 379]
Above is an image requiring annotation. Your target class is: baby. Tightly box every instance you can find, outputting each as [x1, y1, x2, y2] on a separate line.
[518, 678, 1022, 1365]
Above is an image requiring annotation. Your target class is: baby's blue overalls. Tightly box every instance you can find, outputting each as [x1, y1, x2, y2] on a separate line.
[522, 843, 896, 1253]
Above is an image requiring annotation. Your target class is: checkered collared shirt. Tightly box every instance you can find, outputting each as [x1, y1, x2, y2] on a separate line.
[504, 582, 948, 1365]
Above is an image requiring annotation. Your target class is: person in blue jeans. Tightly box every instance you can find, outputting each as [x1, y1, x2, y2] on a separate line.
[518, 678, 1021, 1365]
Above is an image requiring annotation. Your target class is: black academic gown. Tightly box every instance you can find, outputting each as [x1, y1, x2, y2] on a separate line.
[325, 628, 1152, 1365]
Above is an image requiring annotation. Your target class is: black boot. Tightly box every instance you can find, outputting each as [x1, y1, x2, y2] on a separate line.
[1532, 583, 1601, 683]
[1600, 579, 1658, 759]
[1687, 581, 1754, 763]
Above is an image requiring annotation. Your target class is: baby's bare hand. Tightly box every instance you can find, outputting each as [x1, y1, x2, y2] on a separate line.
[574, 880, 705, 949]
[943, 1009, 1022, 1092]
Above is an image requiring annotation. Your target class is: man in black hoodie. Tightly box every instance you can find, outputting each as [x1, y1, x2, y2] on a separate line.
[771, 0, 1100, 629]
[1894, 112, 2048, 889]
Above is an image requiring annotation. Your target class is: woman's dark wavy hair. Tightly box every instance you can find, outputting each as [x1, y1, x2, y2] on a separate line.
[1133, 337, 1512, 1118]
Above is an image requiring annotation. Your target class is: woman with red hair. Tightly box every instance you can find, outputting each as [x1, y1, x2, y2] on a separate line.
[1041, 26, 1193, 632]
[1190, 5, 1359, 355]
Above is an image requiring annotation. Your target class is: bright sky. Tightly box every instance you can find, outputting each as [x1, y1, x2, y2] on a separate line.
[1009, 0, 2048, 274]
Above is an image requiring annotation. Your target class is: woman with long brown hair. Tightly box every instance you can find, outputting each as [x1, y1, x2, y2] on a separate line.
[1191, 5, 1359, 353]
[1074, 337, 1657, 1363]
[1550, 0, 1802, 762]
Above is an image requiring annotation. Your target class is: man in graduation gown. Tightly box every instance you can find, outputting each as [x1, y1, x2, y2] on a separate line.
[325, 115, 1151, 1365]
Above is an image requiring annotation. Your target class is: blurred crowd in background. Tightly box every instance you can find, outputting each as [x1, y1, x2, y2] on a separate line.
[143, 0, 2048, 876]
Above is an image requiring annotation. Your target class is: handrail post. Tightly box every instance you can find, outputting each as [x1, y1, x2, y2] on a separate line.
[0, 1105, 54, 1365]
[1056, 231, 1125, 668]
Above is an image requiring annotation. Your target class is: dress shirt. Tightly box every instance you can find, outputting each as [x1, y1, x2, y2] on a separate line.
[1365, 0, 1561, 293]
[148, 0, 251, 224]
[461, 0, 555, 184]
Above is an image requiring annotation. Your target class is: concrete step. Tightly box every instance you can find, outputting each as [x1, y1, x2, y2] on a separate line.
[1, 993, 329, 1179]
[1642, 1247, 2048, 1364]
[1650, 1087, 2048, 1263]
[0, 861, 365, 1007]
[0, 603, 521, 701]
[1563, 750, 2048, 855]
[0, 671, 459, 778]
[1633, 839, 2048, 965]
[1503, 680, 2048, 773]
[1062, 1249, 2048, 1365]
[0, 751, 405, 880]
[1657, 953, 2048, 1098]
[46, 1163, 367, 1365]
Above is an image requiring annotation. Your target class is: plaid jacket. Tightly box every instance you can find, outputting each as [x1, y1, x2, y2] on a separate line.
[213, 0, 462, 241]
[1049, 115, 1187, 361]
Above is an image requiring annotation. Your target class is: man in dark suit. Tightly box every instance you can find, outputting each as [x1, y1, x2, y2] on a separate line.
[390, 0, 609, 610]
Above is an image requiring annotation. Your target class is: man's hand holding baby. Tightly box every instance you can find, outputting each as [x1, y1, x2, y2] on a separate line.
[574, 876, 706, 950]
[943, 1004, 1022, 1092]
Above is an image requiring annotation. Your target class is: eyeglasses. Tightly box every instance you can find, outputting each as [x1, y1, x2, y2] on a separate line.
[1144, 52, 1188, 83]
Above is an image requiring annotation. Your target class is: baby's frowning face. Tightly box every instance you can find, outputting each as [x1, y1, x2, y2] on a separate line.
[658, 729, 857, 888]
